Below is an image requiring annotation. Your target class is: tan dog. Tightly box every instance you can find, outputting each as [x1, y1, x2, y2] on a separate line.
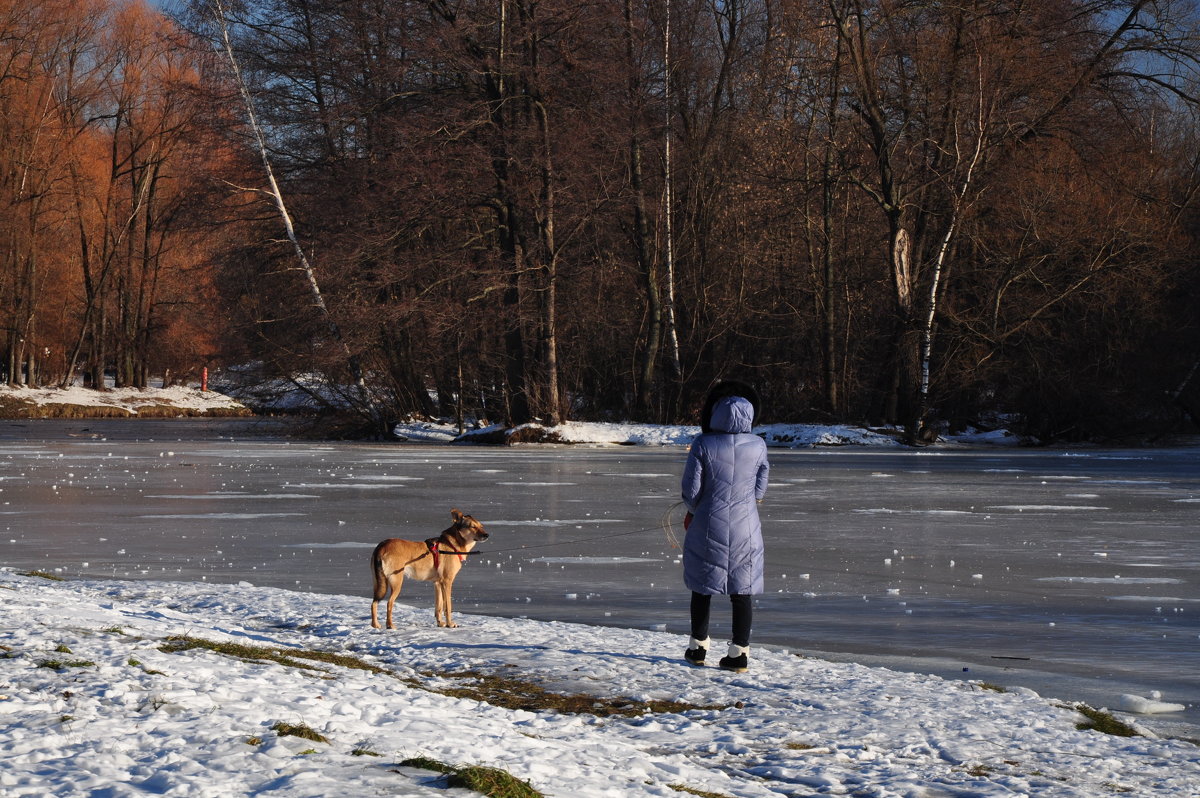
[370, 509, 490, 629]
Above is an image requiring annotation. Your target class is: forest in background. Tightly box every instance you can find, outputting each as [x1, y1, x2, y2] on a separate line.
[3, 0, 1200, 440]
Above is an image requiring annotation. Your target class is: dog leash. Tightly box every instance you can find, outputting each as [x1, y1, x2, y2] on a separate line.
[476, 506, 686, 557]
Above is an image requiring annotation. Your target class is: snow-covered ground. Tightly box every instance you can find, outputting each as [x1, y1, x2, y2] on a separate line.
[1, 570, 1196, 798]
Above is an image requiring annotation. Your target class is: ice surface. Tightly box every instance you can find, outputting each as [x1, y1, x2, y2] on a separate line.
[0, 419, 1196, 735]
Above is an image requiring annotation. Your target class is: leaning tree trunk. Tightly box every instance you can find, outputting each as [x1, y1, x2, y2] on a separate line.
[210, 0, 376, 427]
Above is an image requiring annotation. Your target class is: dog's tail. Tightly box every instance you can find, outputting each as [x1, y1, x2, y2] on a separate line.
[371, 541, 388, 601]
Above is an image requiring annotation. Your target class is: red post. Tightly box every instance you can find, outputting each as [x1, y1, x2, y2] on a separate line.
[201, 367, 208, 392]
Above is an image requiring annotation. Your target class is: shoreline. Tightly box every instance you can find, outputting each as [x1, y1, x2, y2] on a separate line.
[0, 383, 1195, 448]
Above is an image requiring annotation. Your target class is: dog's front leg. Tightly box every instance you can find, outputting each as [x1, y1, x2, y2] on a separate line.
[435, 579, 457, 628]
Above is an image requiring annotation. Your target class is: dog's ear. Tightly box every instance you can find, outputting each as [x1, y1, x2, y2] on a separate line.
[451, 508, 463, 523]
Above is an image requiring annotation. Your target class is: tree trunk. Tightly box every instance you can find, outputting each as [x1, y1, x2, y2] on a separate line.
[625, 0, 662, 420]
[661, 0, 683, 414]
[819, 29, 845, 415]
[534, 99, 562, 426]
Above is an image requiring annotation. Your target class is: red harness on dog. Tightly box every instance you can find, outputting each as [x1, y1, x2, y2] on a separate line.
[425, 537, 468, 569]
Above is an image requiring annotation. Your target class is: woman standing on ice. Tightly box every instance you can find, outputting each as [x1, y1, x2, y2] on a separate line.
[681, 381, 769, 672]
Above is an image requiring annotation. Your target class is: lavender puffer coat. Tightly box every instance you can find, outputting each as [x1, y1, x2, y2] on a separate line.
[681, 396, 769, 595]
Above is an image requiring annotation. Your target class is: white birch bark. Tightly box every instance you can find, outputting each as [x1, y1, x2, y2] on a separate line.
[918, 55, 989, 423]
[662, 0, 682, 382]
[210, 0, 371, 409]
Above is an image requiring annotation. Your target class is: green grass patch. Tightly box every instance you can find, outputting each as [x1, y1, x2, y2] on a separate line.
[449, 765, 541, 798]
[38, 659, 94, 670]
[159, 636, 391, 676]
[669, 786, 734, 798]
[1073, 704, 1139, 737]
[401, 758, 542, 798]
[975, 682, 1008, 693]
[21, 570, 64, 581]
[128, 657, 166, 676]
[433, 669, 723, 717]
[271, 721, 329, 744]
[351, 748, 381, 757]
[400, 756, 457, 774]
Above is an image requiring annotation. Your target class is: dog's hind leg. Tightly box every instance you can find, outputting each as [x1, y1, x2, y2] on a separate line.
[384, 572, 404, 629]
[370, 546, 387, 629]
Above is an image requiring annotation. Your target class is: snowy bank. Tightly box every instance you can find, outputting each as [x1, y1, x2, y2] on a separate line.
[394, 418, 1028, 448]
[0, 385, 250, 419]
[1, 570, 1196, 797]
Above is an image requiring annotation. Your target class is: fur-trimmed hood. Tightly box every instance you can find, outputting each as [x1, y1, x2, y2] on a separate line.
[709, 396, 754, 434]
[700, 380, 761, 433]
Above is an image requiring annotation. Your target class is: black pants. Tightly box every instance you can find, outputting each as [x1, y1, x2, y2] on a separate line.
[690, 592, 752, 647]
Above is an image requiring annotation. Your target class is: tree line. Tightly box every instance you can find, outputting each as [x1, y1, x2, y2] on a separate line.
[0, 0, 244, 391]
[5, 0, 1200, 439]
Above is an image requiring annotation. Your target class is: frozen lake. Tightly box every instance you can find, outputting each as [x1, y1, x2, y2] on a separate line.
[2, 419, 1197, 732]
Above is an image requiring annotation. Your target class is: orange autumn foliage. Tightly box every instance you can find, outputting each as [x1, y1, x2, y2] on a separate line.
[0, 0, 241, 388]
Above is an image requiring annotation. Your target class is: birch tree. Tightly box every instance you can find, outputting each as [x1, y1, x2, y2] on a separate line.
[207, 0, 374, 421]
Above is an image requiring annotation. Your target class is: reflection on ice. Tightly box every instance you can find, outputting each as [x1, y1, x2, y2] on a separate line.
[1093, 478, 1171, 484]
[139, 512, 307, 519]
[853, 508, 974, 515]
[284, 482, 404, 489]
[1038, 576, 1184, 584]
[147, 493, 319, 499]
[487, 518, 623, 526]
[532, 556, 660, 564]
[987, 504, 1108, 510]
[342, 475, 424, 481]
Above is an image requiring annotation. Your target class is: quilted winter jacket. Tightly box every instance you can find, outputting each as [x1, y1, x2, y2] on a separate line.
[681, 396, 769, 595]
